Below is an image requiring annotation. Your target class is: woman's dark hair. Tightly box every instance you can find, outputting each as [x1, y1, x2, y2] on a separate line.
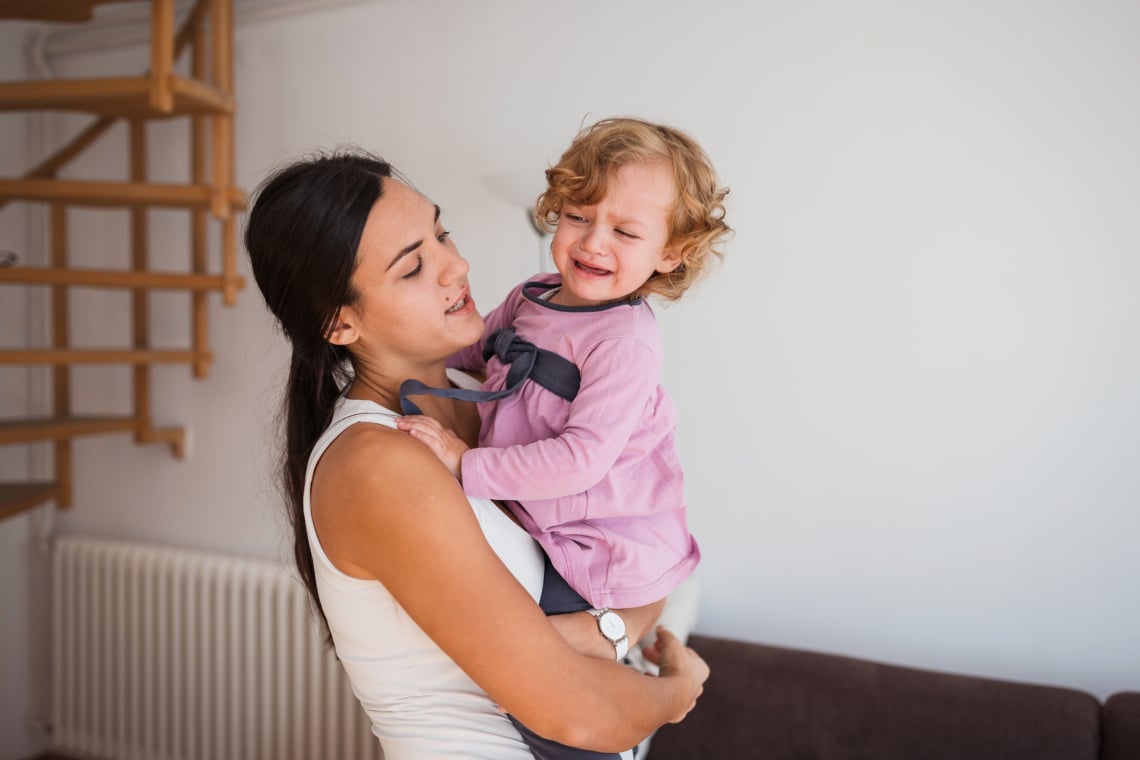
[244, 150, 393, 640]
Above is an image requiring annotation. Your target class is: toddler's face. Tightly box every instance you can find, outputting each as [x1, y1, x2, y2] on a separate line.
[548, 160, 681, 308]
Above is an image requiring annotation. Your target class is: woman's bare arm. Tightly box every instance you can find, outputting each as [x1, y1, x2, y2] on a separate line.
[548, 600, 665, 660]
[312, 424, 707, 752]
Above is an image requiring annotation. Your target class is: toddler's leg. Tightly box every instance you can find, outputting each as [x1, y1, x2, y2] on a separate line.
[539, 553, 591, 615]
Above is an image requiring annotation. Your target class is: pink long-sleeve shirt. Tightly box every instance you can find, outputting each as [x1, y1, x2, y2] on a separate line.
[449, 274, 700, 609]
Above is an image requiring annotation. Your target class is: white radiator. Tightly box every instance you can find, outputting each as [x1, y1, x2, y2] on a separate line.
[51, 534, 384, 760]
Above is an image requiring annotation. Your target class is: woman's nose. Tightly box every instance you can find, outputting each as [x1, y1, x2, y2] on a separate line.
[440, 247, 469, 283]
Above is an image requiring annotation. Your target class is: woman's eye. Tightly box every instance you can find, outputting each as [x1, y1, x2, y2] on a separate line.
[401, 254, 423, 280]
[437, 229, 451, 243]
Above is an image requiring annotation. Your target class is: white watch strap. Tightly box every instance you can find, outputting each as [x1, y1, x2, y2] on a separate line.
[613, 634, 630, 661]
[588, 608, 630, 661]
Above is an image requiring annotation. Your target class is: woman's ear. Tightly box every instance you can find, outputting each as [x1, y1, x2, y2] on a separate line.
[326, 307, 359, 346]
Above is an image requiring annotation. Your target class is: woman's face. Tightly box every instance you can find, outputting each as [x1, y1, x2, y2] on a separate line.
[334, 179, 483, 368]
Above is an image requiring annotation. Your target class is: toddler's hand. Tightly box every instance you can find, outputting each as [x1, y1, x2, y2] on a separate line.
[395, 415, 469, 480]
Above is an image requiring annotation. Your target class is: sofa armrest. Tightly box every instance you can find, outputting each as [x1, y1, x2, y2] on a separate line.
[1102, 692, 1140, 760]
[648, 634, 1101, 760]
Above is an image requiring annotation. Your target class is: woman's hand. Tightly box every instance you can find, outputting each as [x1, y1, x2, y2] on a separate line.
[642, 626, 709, 724]
[395, 415, 469, 480]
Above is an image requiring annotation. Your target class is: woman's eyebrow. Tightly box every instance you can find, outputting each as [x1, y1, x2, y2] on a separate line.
[385, 204, 441, 271]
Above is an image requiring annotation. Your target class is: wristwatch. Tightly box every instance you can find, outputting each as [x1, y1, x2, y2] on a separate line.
[587, 608, 629, 661]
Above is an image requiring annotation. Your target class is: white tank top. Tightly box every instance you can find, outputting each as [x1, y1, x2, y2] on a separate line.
[303, 370, 544, 759]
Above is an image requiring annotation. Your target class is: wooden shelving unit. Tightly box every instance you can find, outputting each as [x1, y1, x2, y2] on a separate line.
[0, 73, 233, 118]
[0, 0, 130, 23]
[0, 0, 243, 518]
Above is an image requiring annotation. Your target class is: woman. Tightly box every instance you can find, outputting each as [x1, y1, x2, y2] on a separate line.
[244, 150, 709, 759]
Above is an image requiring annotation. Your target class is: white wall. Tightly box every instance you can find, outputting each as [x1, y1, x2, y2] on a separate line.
[2, 0, 1138, 750]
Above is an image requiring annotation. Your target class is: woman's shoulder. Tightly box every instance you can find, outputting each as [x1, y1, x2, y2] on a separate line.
[317, 420, 438, 496]
[312, 417, 481, 577]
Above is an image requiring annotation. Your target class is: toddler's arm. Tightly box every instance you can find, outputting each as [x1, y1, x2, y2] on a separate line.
[463, 336, 663, 501]
[402, 336, 662, 500]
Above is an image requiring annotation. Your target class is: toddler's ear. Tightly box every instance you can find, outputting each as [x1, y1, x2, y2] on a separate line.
[656, 247, 683, 274]
[326, 307, 359, 346]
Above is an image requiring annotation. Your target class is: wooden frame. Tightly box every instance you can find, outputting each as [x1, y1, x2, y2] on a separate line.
[0, 0, 240, 517]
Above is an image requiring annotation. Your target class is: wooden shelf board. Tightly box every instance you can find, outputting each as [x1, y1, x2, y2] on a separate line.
[0, 266, 243, 292]
[0, 178, 247, 210]
[0, 75, 233, 118]
[0, 348, 211, 366]
[0, 0, 141, 23]
[0, 416, 137, 445]
[0, 482, 58, 520]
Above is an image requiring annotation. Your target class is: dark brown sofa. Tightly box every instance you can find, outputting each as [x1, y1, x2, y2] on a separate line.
[649, 634, 1140, 759]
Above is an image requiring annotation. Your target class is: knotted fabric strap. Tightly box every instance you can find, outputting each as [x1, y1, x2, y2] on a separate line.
[399, 328, 581, 415]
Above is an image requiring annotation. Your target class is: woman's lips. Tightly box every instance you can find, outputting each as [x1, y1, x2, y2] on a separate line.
[445, 291, 474, 315]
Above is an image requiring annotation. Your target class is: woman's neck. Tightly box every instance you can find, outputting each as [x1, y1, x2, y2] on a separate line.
[346, 356, 449, 409]
[348, 365, 480, 446]
[346, 371, 402, 411]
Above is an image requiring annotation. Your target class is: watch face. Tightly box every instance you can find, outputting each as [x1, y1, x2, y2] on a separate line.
[598, 611, 626, 641]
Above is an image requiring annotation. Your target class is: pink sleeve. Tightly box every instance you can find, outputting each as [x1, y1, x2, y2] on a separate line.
[461, 336, 661, 501]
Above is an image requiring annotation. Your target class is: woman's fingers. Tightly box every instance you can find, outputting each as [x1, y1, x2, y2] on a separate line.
[641, 625, 677, 666]
[651, 625, 709, 722]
